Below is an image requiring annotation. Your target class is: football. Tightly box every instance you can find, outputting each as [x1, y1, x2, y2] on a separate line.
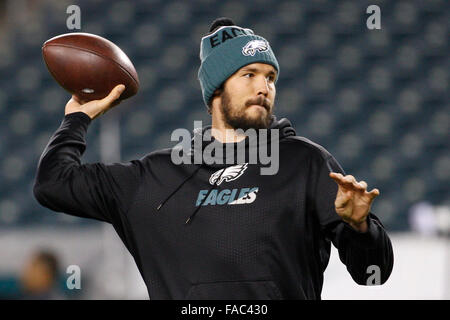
[42, 32, 139, 102]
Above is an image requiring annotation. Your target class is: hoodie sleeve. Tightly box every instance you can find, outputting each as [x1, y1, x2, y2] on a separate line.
[33, 112, 143, 225]
[313, 153, 394, 285]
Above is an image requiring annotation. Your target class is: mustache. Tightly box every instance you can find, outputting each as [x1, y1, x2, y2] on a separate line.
[245, 96, 271, 110]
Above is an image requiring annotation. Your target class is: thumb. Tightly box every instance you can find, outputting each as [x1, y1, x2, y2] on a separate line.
[335, 189, 352, 209]
[98, 84, 126, 108]
[334, 194, 352, 209]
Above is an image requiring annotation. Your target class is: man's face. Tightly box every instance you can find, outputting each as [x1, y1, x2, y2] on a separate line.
[219, 63, 277, 130]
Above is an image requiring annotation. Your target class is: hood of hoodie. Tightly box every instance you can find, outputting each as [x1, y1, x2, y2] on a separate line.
[189, 115, 296, 168]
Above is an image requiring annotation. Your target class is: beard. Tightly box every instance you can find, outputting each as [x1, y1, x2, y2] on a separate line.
[220, 89, 273, 131]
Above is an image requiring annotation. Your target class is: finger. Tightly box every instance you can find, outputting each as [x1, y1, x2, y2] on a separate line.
[72, 95, 88, 105]
[366, 188, 380, 200]
[345, 175, 369, 192]
[359, 180, 368, 189]
[337, 174, 357, 190]
[98, 84, 125, 107]
[329, 172, 345, 184]
[67, 96, 80, 106]
[350, 179, 367, 192]
[329, 172, 343, 179]
[352, 181, 366, 192]
[343, 175, 356, 184]
[71, 95, 81, 103]
[330, 173, 357, 191]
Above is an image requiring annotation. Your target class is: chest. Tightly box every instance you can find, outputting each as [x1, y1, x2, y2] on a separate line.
[129, 162, 312, 247]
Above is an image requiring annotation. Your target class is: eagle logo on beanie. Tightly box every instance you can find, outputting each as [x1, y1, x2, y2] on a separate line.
[242, 40, 269, 56]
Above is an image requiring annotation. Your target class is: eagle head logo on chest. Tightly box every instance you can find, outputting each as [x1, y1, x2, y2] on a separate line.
[209, 163, 248, 186]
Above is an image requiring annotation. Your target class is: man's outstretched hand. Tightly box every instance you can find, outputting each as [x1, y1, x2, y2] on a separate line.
[329, 172, 380, 233]
[65, 84, 125, 120]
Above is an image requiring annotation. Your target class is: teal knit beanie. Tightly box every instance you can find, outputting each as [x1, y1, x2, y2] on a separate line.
[198, 18, 280, 109]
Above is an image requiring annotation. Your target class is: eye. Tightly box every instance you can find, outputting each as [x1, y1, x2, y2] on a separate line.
[243, 73, 254, 78]
[267, 75, 276, 82]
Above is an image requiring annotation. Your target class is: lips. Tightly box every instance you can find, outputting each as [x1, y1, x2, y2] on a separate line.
[249, 104, 267, 111]
[246, 96, 271, 111]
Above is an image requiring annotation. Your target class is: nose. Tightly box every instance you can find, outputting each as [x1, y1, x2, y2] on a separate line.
[255, 75, 269, 97]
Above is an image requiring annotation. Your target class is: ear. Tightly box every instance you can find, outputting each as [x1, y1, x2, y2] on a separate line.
[209, 95, 220, 113]
[213, 87, 223, 97]
[209, 87, 223, 108]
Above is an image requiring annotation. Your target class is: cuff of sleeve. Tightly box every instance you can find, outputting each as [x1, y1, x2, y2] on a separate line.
[64, 112, 92, 125]
[342, 217, 381, 249]
[58, 112, 92, 138]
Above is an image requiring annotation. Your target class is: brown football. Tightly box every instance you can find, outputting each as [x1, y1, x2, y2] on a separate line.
[42, 32, 139, 102]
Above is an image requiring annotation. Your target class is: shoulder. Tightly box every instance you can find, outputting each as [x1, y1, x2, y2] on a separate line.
[129, 147, 173, 169]
[139, 147, 173, 161]
[132, 146, 190, 170]
[108, 148, 175, 183]
[282, 135, 333, 162]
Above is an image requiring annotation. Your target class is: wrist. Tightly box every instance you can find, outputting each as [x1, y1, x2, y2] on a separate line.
[348, 220, 368, 233]
[63, 111, 92, 125]
[65, 110, 94, 119]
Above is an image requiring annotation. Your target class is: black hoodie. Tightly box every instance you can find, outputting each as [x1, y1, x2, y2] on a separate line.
[33, 112, 394, 299]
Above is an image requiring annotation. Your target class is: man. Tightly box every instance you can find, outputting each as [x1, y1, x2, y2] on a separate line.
[34, 18, 393, 299]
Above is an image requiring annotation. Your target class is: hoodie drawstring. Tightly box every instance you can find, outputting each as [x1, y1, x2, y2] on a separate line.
[155, 164, 225, 225]
[156, 164, 203, 211]
[184, 168, 225, 225]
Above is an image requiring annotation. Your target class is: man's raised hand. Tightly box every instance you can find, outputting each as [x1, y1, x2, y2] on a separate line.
[329, 172, 380, 233]
[65, 84, 125, 120]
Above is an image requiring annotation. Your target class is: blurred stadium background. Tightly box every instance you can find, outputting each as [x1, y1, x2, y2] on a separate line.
[0, 0, 448, 299]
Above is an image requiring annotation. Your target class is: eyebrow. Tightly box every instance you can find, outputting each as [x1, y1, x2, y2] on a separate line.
[241, 67, 277, 77]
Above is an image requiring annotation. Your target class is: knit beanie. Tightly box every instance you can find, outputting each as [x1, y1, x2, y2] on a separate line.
[198, 18, 280, 109]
